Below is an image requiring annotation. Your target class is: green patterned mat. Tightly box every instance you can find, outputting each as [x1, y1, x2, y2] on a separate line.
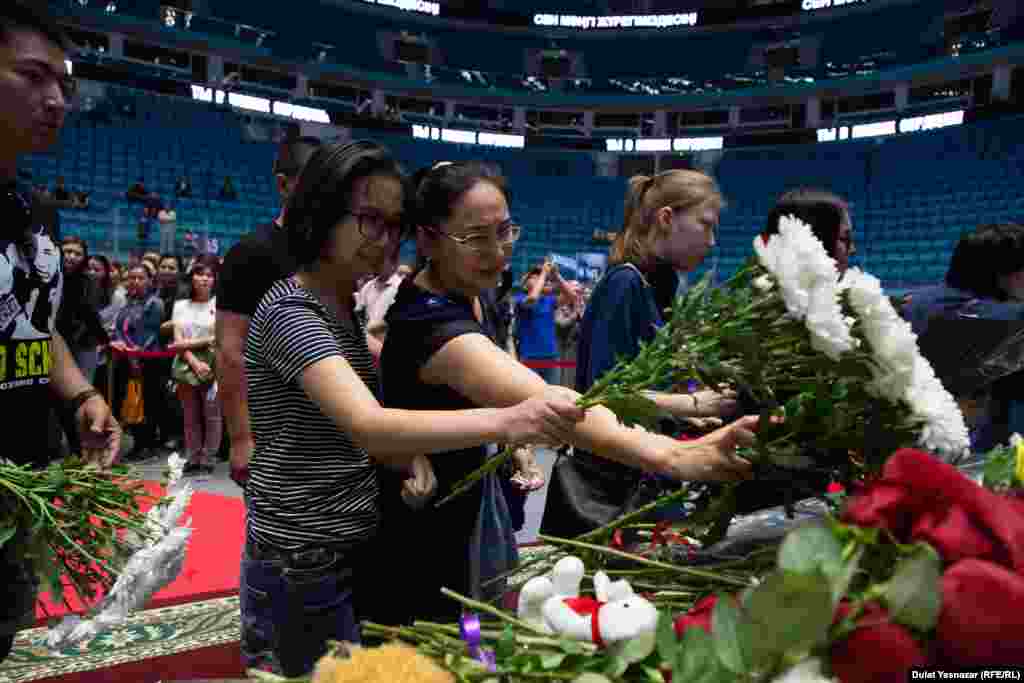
[0, 597, 241, 682]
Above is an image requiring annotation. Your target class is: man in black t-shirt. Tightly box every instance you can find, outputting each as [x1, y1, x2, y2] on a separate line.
[216, 136, 320, 487]
[0, 2, 120, 663]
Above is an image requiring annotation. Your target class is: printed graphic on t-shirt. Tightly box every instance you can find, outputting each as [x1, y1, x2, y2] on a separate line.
[0, 228, 62, 392]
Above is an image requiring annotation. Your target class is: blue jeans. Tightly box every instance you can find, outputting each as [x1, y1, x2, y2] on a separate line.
[240, 539, 361, 678]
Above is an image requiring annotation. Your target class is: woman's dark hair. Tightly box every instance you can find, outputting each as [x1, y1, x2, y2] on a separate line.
[413, 161, 508, 229]
[60, 235, 88, 274]
[285, 140, 406, 268]
[188, 254, 219, 300]
[946, 223, 1024, 300]
[89, 254, 113, 308]
[763, 188, 849, 259]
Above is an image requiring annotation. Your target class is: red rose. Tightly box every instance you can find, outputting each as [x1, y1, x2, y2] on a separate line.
[935, 558, 1024, 666]
[673, 595, 717, 638]
[842, 449, 1024, 572]
[830, 601, 927, 683]
[827, 481, 845, 494]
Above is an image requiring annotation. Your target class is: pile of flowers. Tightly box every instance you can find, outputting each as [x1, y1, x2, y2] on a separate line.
[442, 216, 969, 517]
[350, 447, 1024, 682]
[0, 452, 192, 650]
[46, 453, 193, 649]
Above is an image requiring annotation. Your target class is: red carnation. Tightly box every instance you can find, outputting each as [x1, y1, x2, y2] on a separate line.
[673, 595, 717, 638]
[830, 601, 927, 683]
[935, 558, 1024, 666]
[827, 481, 845, 494]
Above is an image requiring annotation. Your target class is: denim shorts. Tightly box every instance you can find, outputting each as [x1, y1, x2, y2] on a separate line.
[240, 538, 361, 678]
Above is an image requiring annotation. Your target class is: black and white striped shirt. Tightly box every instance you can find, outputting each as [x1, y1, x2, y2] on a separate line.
[245, 277, 380, 550]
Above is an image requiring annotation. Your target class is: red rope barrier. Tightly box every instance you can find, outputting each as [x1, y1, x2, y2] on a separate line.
[110, 348, 179, 360]
[520, 359, 577, 369]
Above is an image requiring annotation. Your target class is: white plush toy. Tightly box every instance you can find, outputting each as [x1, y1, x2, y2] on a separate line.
[517, 556, 658, 647]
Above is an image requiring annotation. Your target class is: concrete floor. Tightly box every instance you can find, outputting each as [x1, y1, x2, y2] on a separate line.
[132, 447, 560, 545]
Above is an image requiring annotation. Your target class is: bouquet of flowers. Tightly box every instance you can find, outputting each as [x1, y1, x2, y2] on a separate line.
[442, 216, 970, 541]
[0, 453, 192, 649]
[45, 453, 193, 649]
[356, 448, 1024, 682]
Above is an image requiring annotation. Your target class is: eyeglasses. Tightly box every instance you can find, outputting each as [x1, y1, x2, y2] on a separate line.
[349, 211, 405, 242]
[433, 221, 522, 255]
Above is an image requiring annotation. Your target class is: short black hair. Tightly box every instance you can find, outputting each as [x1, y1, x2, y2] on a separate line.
[0, 2, 70, 51]
[764, 188, 849, 259]
[946, 223, 1024, 300]
[273, 136, 322, 178]
[284, 140, 406, 268]
[412, 161, 508, 228]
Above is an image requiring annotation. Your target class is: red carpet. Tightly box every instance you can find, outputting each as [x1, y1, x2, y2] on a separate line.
[36, 481, 246, 623]
[28, 642, 246, 683]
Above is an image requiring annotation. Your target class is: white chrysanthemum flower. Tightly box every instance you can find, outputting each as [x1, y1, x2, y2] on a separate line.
[771, 658, 837, 683]
[754, 274, 774, 291]
[1011, 433, 1023, 447]
[754, 216, 856, 360]
[843, 268, 970, 457]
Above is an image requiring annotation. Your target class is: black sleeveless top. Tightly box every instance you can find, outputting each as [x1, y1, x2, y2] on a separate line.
[367, 276, 500, 625]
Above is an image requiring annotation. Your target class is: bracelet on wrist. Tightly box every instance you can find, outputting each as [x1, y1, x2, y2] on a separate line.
[70, 388, 102, 415]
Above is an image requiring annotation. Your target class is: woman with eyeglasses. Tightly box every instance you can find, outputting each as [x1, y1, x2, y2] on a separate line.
[240, 142, 583, 678]
[365, 162, 762, 628]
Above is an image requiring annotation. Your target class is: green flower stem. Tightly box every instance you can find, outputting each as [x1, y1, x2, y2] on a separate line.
[440, 587, 551, 635]
[578, 486, 694, 543]
[537, 535, 749, 588]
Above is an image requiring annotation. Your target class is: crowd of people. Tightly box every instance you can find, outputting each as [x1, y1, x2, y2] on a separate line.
[3, 2, 1024, 678]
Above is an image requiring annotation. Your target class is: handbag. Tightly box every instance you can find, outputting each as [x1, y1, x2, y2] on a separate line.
[120, 376, 145, 425]
[539, 447, 677, 539]
[171, 347, 216, 386]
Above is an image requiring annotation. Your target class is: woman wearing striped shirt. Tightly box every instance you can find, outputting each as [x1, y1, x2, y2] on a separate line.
[241, 141, 584, 679]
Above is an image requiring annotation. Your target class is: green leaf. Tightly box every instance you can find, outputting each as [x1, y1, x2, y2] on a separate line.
[0, 525, 17, 549]
[884, 544, 942, 631]
[495, 625, 517, 660]
[746, 571, 834, 665]
[676, 627, 724, 683]
[601, 393, 663, 429]
[540, 653, 568, 669]
[831, 546, 864, 605]
[832, 381, 849, 400]
[711, 597, 749, 674]
[615, 630, 657, 665]
[560, 639, 587, 655]
[778, 524, 844, 581]
[603, 655, 630, 679]
[655, 611, 678, 664]
[573, 675, 615, 683]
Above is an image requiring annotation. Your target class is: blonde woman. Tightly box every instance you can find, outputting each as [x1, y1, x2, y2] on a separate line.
[541, 169, 743, 538]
